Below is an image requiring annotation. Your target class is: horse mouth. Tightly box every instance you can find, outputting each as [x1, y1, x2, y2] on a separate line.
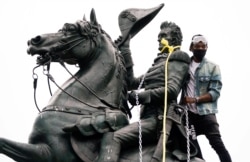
[27, 46, 57, 65]
[27, 46, 49, 56]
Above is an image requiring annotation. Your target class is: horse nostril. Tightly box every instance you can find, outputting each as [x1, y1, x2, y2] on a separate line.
[31, 36, 42, 45]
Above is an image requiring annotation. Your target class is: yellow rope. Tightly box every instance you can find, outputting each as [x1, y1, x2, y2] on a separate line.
[161, 38, 181, 162]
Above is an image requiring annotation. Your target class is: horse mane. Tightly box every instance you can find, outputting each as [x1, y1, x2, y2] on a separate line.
[77, 20, 130, 116]
[101, 29, 130, 117]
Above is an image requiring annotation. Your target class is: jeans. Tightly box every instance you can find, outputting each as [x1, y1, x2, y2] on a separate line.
[188, 112, 232, 162]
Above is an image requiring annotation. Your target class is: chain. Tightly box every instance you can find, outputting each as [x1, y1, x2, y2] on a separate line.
[135, 74, 146, 162]
[134, 38, 181, 161]
[185, 107, 190, 162]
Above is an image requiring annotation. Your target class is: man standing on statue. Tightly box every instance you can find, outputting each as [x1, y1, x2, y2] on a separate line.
[181, 34, 232, 162]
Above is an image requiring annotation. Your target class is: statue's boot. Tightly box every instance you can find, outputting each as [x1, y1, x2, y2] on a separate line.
[95, 132, 121, 162]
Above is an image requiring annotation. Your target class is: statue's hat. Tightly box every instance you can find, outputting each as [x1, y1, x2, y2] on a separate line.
[117, 3, 164, 47]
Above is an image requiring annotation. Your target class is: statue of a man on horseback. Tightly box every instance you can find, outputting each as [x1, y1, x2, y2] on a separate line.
[0, 3, 204, 162]
[95, 5, 204, 162]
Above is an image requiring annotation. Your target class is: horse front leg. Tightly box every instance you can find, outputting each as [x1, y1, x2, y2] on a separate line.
[0, 137, 52, 162]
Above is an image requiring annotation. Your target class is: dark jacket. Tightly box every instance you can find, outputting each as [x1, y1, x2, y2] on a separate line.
[125, 50, 191, 118]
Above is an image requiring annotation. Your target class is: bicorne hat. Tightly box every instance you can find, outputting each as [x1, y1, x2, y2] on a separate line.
[117, 3, 164, 47]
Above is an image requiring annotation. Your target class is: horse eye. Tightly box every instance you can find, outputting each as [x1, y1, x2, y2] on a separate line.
[68, 25, 76, 31]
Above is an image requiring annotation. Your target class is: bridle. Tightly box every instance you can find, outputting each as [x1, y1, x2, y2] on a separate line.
[31, 33, 117, 113]
[31, 20, 131, 117]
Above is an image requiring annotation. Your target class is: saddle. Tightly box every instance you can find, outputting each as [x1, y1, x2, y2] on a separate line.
[70, 123, 205, 162]
[68, 104, 205, 162]
[70, 132, 157, 162]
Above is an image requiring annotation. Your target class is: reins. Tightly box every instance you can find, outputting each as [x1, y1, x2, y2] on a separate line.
[32, 55, 53, 112]
[31, 25, 123, 113]
[58, 60, 117, 109]
[32, 52, 119, 113]
[32, 65, 41, 112]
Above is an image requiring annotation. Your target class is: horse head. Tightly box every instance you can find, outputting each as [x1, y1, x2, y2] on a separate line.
[27, 9, 116, 67]
[27, 8, 130, 117]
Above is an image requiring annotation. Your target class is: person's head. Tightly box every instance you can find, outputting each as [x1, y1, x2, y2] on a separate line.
[189, 34, 208, 62]
[158, 21, 183, 53]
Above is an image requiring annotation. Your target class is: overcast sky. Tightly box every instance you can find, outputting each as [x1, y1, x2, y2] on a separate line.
[0, 0, 249, 161]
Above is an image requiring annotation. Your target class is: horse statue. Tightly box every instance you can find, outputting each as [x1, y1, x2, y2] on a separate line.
[0, 5, 205, 162]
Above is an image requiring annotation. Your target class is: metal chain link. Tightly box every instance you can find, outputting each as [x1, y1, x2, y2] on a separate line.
[185, 107, 190, 162]
[134, 68, 191, 162]
[135, 74, 146, 162]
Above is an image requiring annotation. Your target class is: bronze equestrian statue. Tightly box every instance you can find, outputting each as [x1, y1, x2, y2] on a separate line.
[0, 4, 204, 162]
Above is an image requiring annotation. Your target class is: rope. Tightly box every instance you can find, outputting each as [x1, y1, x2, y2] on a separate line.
[161, 38, 180, 162]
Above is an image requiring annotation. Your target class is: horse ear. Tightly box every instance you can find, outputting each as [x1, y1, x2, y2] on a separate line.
[90, 8, 98, 26]
[83, 14, 86, 21]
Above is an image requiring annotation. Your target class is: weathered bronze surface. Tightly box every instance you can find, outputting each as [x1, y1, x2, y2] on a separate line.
[0, 5, 204, 162]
